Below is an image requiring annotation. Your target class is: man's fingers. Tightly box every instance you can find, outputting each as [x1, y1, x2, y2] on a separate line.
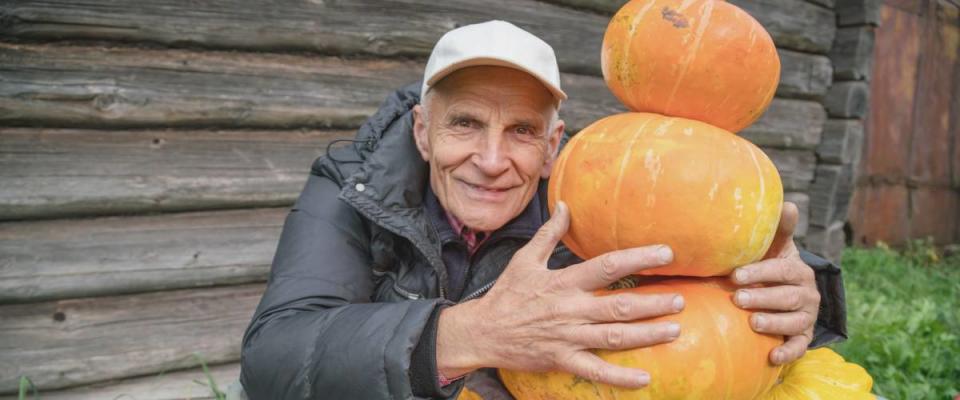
[749, 311, 816, 336]
[763, 201, 799, 259]
[561, 351, 651, 388]
[564, 293, 684, 323]
[734, 286, 820, 312]
[770, 334, 812, 365]
[525, 201, 571, 261]
[556, 245, 673, 291]
[733, 257, 815, 286]
[566, 322, 680, 350]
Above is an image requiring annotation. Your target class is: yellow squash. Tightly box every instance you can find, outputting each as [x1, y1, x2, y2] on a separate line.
[760, 348, 875, 400]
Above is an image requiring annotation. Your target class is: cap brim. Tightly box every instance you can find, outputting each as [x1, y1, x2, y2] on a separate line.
[425, 57, 568, 102]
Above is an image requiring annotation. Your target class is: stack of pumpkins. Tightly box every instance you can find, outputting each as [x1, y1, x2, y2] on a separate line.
[496, 0, 875, 399]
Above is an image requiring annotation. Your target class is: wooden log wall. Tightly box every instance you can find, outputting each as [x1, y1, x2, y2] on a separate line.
[0, 0, 863, 396]
[846, 0, 960, 247]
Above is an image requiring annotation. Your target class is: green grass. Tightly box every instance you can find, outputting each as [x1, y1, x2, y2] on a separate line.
[830, 239, 960, 400]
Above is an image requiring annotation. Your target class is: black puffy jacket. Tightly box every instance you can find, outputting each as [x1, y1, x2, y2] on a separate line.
[240, 82, 847, 400]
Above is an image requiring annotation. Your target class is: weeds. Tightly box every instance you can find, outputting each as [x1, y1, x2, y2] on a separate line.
[831, 239, 960, 399]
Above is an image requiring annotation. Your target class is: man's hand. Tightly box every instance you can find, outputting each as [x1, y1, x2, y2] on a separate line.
[436, 202, 685, 389]
[731, 202, 820, 365]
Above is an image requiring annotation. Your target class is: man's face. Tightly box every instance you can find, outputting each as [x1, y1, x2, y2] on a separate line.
[413, 66, 565, 232]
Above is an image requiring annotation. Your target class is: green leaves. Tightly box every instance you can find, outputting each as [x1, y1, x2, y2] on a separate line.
[830, 244, 960, 400]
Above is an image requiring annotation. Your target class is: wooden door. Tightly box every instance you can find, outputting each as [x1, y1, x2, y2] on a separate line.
[848, 0, 960, 246]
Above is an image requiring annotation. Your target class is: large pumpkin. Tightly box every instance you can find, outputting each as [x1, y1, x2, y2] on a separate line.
[602, 0, 780, 133]
[548, 112, 782, 277]
[500, 278, 784, 400]
[760, 348, 875, 400]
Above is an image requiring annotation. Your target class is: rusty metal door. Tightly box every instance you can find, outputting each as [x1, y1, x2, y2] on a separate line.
[848, 0, 960, 246]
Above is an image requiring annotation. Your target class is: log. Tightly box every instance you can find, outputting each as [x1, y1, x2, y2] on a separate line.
[1, 0, 836, 61]
[0, 284, 263, 394]
[0, 128, 346, 221]
[729, 0, 836, 54]
[538, 0, 836, 53]
[808, 164, 855, 228]
[776, 50, 833, 100]
[0, 0, 609, 76]
[836, 0, 882, 26]
[830, 26, 876, 81]
[740, 99, 825, 150]
[0, 208, 284, 303]
[0, 43, 620, 133]
[0, 363, 240, 400]
[817, 119, 864, 165]
[824, 81, 870, 118]
[804, 0, 835, 10]
[803, 221, 845, 265]
[762, 148, 817, 191]
[785, 192, 810, 239]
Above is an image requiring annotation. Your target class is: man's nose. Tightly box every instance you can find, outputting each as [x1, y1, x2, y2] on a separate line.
[473, 131, 511, 176]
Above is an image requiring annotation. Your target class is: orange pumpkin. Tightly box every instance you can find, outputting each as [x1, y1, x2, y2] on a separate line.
[548, 112, 782, 276]
[500, 278, 784, 400]
[602, 0, 780, 133]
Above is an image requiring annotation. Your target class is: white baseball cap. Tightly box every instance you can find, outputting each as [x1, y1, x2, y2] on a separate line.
[421, 20, 567, 103]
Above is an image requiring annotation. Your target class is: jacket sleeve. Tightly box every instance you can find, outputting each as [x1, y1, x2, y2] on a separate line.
[240, 173, 448, 400]
[798, 247, 848, 348]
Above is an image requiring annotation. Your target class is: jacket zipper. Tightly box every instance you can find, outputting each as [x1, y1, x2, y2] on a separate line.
[458, 245, 571, 303]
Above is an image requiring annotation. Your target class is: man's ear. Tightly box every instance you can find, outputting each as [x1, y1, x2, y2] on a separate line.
[541, 119, 566, 179]
[412, 104, 431, 162]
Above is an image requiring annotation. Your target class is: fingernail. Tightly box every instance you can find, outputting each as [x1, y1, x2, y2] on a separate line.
[736, 290, 750, 306]
[735, 268, 749, 283]
[637, 373, 650, 386]
[667, 323, 680, 337]
[672, 295, 685, 311]
[556, 201, 567, 214]
[657, 246, 673, 263]
[772, 349, 784, 364]
[754, 315, 766, 330]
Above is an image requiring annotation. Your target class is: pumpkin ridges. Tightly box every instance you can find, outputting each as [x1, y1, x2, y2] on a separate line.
[501, 278, 784, 400]
[551, 113, 782, 276]
[602, 0, 780, 132]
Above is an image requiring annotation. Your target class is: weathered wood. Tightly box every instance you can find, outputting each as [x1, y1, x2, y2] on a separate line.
[540, 0, 623, 13]
[0, 284, 263, 394]
[729, 0, 836, 54]
[808, 164, 854, 228]
[817, 119, 864, 165]
[909, 188, 959, 244]
[836, 0, 882, 26]
[0, 128, 346, 220]
[0, 0, 608, 76]
[785, 192, 810, 239]
[804, 0, 835, 11]
[909, 0, 959, 187]
[0, 43, 620, 133]
[776, 49, 833, 99]
[1, 0, 837, 60]
[762, 148, 817, 191]
[0, 42, 422, 129]
[824, 81, 870, 118]
[862, 5, 921, 180]
[803, 221, 845, 265]
[740, 99, 825, 149]
[0, 208, 284, 303]
[0, 363, 240, 400]
[830, 26, 876, 81]
[540, 0, 836, 53]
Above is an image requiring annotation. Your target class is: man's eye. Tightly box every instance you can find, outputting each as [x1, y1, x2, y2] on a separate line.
[452, 119, 475, 129]
[515, 126, 535, 136]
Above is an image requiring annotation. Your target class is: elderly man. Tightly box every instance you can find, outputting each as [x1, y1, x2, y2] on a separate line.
[240, 20, 845, 400]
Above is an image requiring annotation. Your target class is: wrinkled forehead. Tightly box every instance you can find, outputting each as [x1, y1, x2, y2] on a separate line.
[426, 66, 561, 115]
